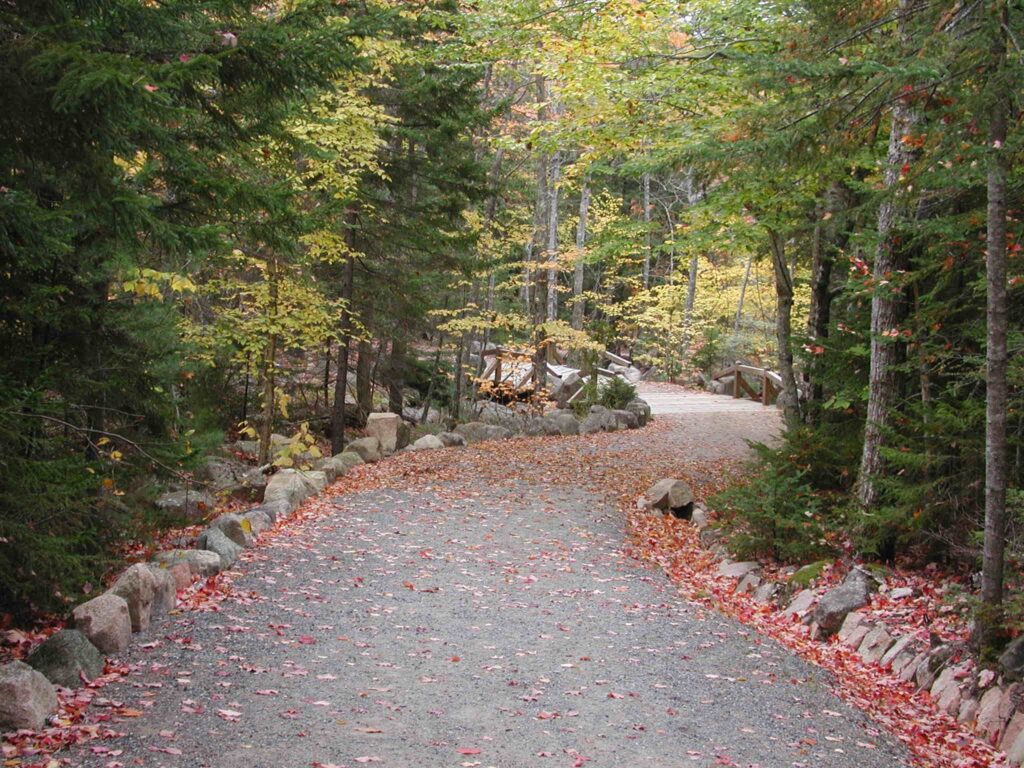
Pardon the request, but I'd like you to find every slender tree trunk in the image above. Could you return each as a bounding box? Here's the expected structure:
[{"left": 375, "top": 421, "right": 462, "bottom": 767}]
[
  {"left": 466, "top": 148, "right": 506, "bottom": 381},
  {"left": 642, "top": 171, "right": 652, "bottom": 289},
  {"left": 330, "top": 233, "right": 355, "bottom": 455},
  {"left": 734, "top": 255, "right": 752, "bottom": 332},
  {"left": 387, "top": 337, "right": 406, "bottom": 414},
  {"left": 258, "top": 255, "right": 279, "bottom": 466},
  {"left": 360, "top": 301, "right": 376, "bottom": 423},
  {"left": 477, "top": 271, "right": 496, "bottom": 380},
  {"left": 807, "top": 222, "right": 830, "bottom": 344},
  {"left": 357, "top": 337, "right": 373, "bottom": 421},
  {"left": 683, "top": 172, "right": 703, "bottom": 340},
  {"left": 545, "top": 148, "right": 562, "bottom": 323},
  {"left": 241, "top": 354, "right": 251, "bottom": 425},
  {"left": 331, "top": 337, "right": 350, "bottom": 454},
  {"left": 321, "top": 342, "right": 331, "bottom": 413},
  {"left": 685, "top": 254, "right": 698, "bottom": 321},
  {"left": 420, "top": 336, "right": 444, "bottom": 425},
  {"left": 453, "top": 334, "right": 465, "bottom": 422},
  {"left": 978, "top": 0, "right": 1009, "bottom": 651},
  {"left": 524, "top": 77, "right": 549, "bottom": 316},
  {"left": 805, "top": 218, "right": 829, "bottom": 413},
  {"left": 856, "top": 4, "right": 920, "bottom": 509},
  {"left": 768, "top": 231, "right": 800, "bottom": 423},
  {"left": 572, "top": 179, "right": 590, "bottom": 330}
]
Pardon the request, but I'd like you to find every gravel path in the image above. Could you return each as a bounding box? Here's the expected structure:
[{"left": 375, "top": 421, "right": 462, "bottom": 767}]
[{"left": 67, "top": 411, "right": 908, "bottom": 768}]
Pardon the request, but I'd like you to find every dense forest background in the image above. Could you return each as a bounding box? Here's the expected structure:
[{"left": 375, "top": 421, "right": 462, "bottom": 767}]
[{"left": 1, "top": 0, "right": 1021, "bottom": 651}]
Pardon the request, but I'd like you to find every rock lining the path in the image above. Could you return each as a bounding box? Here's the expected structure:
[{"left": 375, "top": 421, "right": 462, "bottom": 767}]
[
  {"left": 154, "top": 488, "right": 215, "bottom": 520},
  {"left": 26, "top": 629, "right": 105, "bottom": 689},
  {"left": 811, "top": 568, "right": 874, "bottom": 637},
  {"left": 343, "top": 436, "right": 383, "bottom": 463},
  {"left": 365, "top": 413, "right": 410, "bottom": 455},
  {"left": 6, "top": 396, "right": 657, "bottom": 737},
  {"left": 197, "top": 526, "right": 242, "bottom": 569},
  {"left": 691, "top": 517, "right": 1024, "bottom": 765},
  {"left": 408, "top": 434, "right": 445, "bottom": 451},
  {"left": 108, "top": 563, "right": 156, "bottom": 633},
  {"left": 154, "top": 548, "right": 221, "bottom": 577},
  {"left": 644, "top": 478, "right": 695, "bottom": 518},
  {"left": 0, "top": 661, "right": 58, "bottom": 732},
  {"left": 72, "top": 593, "right": 132, "bottom": 655}
]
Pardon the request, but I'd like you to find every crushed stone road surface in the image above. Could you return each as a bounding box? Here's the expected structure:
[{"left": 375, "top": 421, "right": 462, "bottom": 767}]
[{"left": 68, "top": 409, "right": 908, "bottom": 768}]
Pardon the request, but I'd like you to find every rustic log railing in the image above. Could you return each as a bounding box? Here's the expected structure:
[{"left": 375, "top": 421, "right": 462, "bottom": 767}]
[{"left": 712, "top": 362, "right": 782, "bottom": 406}]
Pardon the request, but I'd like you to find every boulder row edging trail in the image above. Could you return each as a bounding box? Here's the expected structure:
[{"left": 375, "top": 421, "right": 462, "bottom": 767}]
[{"left": 4, "top": 396, "right": 1003, "bottom": 767}]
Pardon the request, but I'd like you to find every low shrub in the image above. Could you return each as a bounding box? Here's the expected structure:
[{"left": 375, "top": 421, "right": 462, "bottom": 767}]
[{"left": 710, "top": 441, "right": 842, "bottom": 564}]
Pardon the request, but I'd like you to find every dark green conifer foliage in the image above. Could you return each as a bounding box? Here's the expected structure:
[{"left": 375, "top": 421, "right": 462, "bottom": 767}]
[{"left": 0, "top": 0, "right": 367, "bottom": 616}]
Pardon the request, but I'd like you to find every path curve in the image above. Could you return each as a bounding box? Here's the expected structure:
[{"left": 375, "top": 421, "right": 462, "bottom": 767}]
[{"left": 67, "top": 399, "right": 908, "bottom": 768}]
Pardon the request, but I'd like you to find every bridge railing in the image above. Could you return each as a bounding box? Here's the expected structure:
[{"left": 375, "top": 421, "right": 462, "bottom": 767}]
[{"left": 712, "top": 362, "right": 782, "bottom": 406}]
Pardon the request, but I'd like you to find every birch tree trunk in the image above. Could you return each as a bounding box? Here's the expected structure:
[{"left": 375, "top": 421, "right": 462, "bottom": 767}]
[
  {"left": 684, "top": 171, "right": 703, "bottom": 328},
  {"left": 571, "top": 179, "right": 591, "bottom": 330},
  {"left": 642, "top": 171, "right": 652, "bottom": 289},
  {"left": 545, "top": 147, "right": 562, "bottom": 323},
  {"left": 856, "top": 0, "right": 921, "bottom": 510},
  {"left": 978, "top": 0, "right": 1009, "bottom": 650}
]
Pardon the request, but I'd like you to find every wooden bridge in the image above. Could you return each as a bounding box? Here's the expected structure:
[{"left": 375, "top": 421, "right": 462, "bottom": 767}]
[
  {"left": 711, "top": 362, "right": 783, "bottom": 406},
  {"left": 636, "top": 363, "right": 782, "bottom": 417},
  {"left": 477, "top": 347, "right": 643, "bottom": 402}
]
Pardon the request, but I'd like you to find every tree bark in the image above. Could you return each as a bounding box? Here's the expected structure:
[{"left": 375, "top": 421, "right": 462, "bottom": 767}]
[
  {"left": 768, "top": 230, "right": 800, "bottom": 423},
  {"left": 357, "top": 336, "right": 373, "bottom": 422},
  {"left": 258, "top": 254, "right": 279, "bottom": 466},
  {"left": 642, "top": 171, "right": 652, "bottom": 289},
  {"left": 330, "top": 233, "right": 355, "bottom": 455},
  {"left": 320, "top": 343, "right": 330, "bottom": 412},
  {"left": 571, "top": 179, "right": 590, "bottom": 330},
  {"left": 545, "top": 147, "right": 562, "bottom": 323},
  {"left": 387, "top": 337, "right": 406, "bottom": 415},
  {"left": 857, "top": 0, "right": 921, "bottom": 509},
  {"left": 453, "top": 333, "right": 465, "bottom": 422},
  {"left": 420, "top": 333, "right": 444, "bottom": 425},
  {"left": 358, "top": 303, "right": 378, "bottom": 423},
  {"left": 684, "top": 171, "right": 704, "bottom": 331},
  {"left": 978, "top": 0, "right": 1009, "bottom": 651},
  {"left": 734, "top": 255, "right": 752, "bottom": 332}
]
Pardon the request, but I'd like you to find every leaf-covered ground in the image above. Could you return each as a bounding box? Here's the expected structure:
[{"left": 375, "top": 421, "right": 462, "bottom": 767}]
[{"left": 5, "top": 403, "right": 1001, "bottom": 767}]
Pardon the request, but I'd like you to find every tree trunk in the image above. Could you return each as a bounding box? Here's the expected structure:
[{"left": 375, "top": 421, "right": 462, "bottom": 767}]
[
  {"left": 357, "top": 337, "right": 373, "bottom": 421},
  {"left": 734, "top": 255, "right": 752, "bottom": 332},
  {"left": 978, "top": 0, "right": 1009, "bottom": 651},
  {"left": 642, "top": 171, "right": 652, "bottom": 289},
  {"left": 387, "top": 337, "right": 406, "bottom": 415},
  {"left": 421, "top": 334, "right": 444, "bottom": 425},
  {"left": 856, "top": 3, "right": 920, "bottom": 510},
  {"left": 330, "top": 236, "right": 355, "bottom": 455},
  {"left": 545, "top": 147, "right": 562, "bottom": 323},
  {"left": 683, "top": 171, "right": 703, "bottom": 336},
  {"left": 453, "top": 334, "right": 465, "bottom": 422},
  {"left": 258, "top": 255, "right": 279, "bottom": 466},
  {"left": 572, "top": 179, "right": 590, "bottom": 330},
  {"left": 524, "top": 76, "right": 548, "bottom": 316},
  {"left": 768, "top": 230, "right": 800, "bottom": 423},
  {"left": 241, "top": 354, "right": 251, "bottom": 425},
  {"left": 478, "top": 271, "right": 496, "bottom": 379},
  {"left": 321, "top": 342, "right": 330, "bottom": 413}
]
